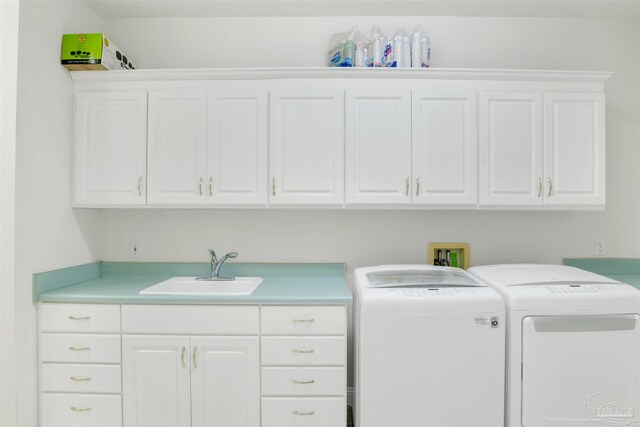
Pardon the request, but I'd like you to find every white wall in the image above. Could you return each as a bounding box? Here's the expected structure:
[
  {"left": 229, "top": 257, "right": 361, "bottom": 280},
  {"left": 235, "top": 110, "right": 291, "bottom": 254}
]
[
  {"left": 14, "top": 1, "right": 103, "bottom": 424},
  {"left": 1, "top": 1, "right": 20, "bottom": 425},
  {"left": 100, "top": 16, "right": 640, "bottom": 264}
]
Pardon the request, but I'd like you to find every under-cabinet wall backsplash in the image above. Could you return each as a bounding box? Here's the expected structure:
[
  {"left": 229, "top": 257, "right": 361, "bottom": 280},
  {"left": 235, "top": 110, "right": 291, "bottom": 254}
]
[{"left": 94, "top": 209, "right": 617, "bottom": 269}]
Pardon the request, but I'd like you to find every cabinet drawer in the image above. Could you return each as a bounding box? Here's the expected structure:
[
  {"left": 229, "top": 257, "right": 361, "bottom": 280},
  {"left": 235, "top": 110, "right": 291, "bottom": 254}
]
[
  {"left": 40, "top": 334, "right": 121, "bottom": 363},
  {"left": 40, "top": 304, "right": 120, "bottom": 333},
  {"left": 262, "top": 367, "right": 345, "bottom": 396},
  {"left": 41, "top": 364, "right": 121, "bottom": 393},
  {"left": 40, "top": 393, "right": 122, "bottom": 427},
  {"left": 262, "top": 337, "right": 346, "bottom": 366},
  {"left": 262, "top": 397, "right": 346, "bottom": 427},
  {"left": 122, "top": 305, "right": 259, "bottom": 335},
  {"left": 261, "top": 306, "right": 346, "bottom": 336}
]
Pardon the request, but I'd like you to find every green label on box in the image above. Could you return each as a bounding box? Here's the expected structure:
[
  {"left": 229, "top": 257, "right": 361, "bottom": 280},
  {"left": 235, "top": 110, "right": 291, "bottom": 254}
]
[{"left": 61, "top": 33, "right": 104, "bottom": 64}]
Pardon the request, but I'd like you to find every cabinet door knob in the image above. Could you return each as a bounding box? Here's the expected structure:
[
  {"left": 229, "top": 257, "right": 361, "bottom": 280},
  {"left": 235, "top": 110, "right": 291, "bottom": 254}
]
[{"left": 547, "top": 177, "right": 553, "bottom": 197}]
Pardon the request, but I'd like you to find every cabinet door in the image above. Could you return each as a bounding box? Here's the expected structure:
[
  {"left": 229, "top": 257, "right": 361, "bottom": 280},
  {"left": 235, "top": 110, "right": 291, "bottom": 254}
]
[
  {"left": 479, "top": 92, "right": 543, "bottom": 206},
  {"left": 190, "top": 336, "right": 260, "bottom": 427},
  {"left": 147, "top": 91, "right": 207, "bottom": 205},
  {"left": 346, "top": 90, "right": 411, "bottom": 205},
  {"left": 270, "top": 89, "right": 344, "bottom": 205},
  {"left": 207, "top": 90, "right": 267, "bottom": 206},
  {"left": 544, "top": 92, "right": 605, "bottom": 206},
  {"left": 412, "top": 90, "right": 478, "bottom": 205},
  {"left": 122, "top": 335, "right": 191, "bottom": 427},
  {"left": 74, "top": 91, "right": 147, "bottom": 206}
]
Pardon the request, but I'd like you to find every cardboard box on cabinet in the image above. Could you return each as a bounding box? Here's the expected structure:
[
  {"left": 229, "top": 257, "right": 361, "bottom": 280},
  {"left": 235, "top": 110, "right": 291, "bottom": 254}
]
[{"left": 61, "top": 33, "right": 136, "bottom": 71}]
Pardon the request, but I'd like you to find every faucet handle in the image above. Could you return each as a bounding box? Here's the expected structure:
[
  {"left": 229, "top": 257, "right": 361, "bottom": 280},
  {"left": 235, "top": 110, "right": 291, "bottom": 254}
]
[
  {"left": 208, "top": 249, "right": 218, "bottom": 262},
  {"left": 226, "top": 252, "right": 239, "bottom": 259}
]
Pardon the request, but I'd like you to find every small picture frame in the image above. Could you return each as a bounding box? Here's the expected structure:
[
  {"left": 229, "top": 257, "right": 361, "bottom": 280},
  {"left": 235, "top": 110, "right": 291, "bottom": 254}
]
[{"left": 428, "top": 242, "right": 470, "bottom": 269}]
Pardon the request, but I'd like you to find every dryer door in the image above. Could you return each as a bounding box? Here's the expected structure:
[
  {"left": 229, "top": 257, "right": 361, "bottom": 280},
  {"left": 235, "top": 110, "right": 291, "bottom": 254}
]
[{"left": 521, "top": 315, "right": 640, "bottom": 427}]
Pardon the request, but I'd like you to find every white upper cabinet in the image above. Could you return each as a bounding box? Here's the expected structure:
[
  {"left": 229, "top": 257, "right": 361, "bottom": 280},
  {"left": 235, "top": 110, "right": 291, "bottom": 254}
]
[
  {"left": 412, "top": 90, "right": 478, "bottom": 205},
  {"left": 346, "top": 90, "right": 412, "bottom": 205},
  {"left": 207, "top": 90, "right": 268, "bottom": 206},
  {"left": 72, "top": 69, "right": 609, "bottom": 210},
  {"left": 74, "top": 92, "right": 147, "bottom": 206},
  {"left": 543, "top": 92, "right": 605, "bottom": 206},
  {"left": 190, "top": 336, "right": 260, "bottom": 427},
  {"left": 479, "top": 92, "right": 544, "bottom": 206},
  {"left": 147, "top": 91, "right": 207, "bottom": 205},
  {"left": 270, "top": 89, "right": 345, "bottom": 205}
]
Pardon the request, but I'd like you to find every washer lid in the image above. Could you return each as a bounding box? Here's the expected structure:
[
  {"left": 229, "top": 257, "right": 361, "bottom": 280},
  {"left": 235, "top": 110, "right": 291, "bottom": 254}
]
[{"left": 360, "top": 265, "right": 485, "bottom": 288}]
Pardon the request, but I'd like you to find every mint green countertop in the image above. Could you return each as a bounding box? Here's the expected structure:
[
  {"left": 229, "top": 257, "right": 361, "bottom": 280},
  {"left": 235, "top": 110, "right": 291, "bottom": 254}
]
[
  {"left": 563, "top": 258, "right": 640, "bottom": 290},
  {"left": 35, "top": 262, "right": 352, "bottom": 305}
]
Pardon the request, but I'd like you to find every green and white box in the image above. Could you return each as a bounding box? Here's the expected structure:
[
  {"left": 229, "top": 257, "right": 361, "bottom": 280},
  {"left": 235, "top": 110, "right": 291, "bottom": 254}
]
[{"left": 61, "top": 33, "right": 136, "bottom": 71}]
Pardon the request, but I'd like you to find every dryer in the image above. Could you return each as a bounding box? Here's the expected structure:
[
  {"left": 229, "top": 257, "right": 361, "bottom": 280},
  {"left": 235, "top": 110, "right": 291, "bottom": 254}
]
[
  {"left": 468, "top": 264, "right": 640, "bottom": 427},
  {"left": 354, "top": 265, "right": 505, "bottom": 427}
]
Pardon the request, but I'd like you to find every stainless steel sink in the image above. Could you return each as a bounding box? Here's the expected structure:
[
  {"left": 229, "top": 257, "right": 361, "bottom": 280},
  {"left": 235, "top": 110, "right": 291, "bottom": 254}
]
[{"left": 139, "top": 277, "right": 263, "bottom": 296}]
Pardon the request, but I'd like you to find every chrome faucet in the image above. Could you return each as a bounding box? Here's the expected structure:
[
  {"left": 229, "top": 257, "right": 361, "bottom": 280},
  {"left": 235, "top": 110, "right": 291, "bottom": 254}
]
[{"left": 196, "top": 249, "right": 238, "bottom": 281}]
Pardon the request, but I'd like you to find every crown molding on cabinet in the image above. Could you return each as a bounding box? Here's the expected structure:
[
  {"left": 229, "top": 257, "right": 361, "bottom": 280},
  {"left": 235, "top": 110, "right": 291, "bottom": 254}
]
[{"left": 69, "top": 67, "right": 613, "bottom": 84}]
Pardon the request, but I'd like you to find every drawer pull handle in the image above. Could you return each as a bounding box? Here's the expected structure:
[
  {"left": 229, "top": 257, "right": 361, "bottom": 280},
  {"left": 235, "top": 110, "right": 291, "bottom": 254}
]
[
  {"left": 68, "top": 316, "right": 90, "bottom": 320},
  {"left": 292, "top": 349, "right": 315, "bottom": 354},
  {"left": 292, "top": 379, "right": 315, "bottom": 385},
  {"left": 292, "top": 318, "right": 315, "bottom": 323},
  {"left": 70, "top": 376, "right": 92, "bottom": 382},
  {"left": 69, "top": 346, "right": 90, "bottom": 352},
  {"left": 70, "top": 406, "right": 92, "bottom": 412},
  {"left": 293, "top": 410, "right": 315, "bottom": 416},
  {"left": 181, "top": 346, "right": 186, "bottom": 368}
]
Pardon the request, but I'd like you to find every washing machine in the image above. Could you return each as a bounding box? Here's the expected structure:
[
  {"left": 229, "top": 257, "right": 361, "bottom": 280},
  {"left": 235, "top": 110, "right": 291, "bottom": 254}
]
[
  {"left": 468, "top": 264, "right": 640, "bottom": 427},
  {"left": 354, "top": 265, "right": 505, "bottom": 427}
]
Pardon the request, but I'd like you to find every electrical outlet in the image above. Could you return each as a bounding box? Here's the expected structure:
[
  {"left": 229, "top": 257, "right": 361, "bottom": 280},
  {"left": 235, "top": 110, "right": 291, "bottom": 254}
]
[
  {"left": 130, "top": 242, "right": 141, "bottom": 258},
  {"left": 595, "top": 240, "right": 606, "bottom": 256}
]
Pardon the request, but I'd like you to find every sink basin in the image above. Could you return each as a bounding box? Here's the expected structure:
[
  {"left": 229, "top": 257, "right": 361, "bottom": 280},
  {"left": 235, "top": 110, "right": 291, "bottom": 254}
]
[{"left": 139, "top": 277, "right": 264, "bottom": 296}]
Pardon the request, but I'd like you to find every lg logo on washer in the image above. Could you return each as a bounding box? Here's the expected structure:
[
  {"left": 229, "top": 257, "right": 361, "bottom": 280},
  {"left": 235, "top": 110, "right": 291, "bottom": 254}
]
[
  {"left": 584, "top": 393, "right": 638, "bottom": 426},
  {"left": 474, "top": 316, "right": 500, "bottom": 328}
]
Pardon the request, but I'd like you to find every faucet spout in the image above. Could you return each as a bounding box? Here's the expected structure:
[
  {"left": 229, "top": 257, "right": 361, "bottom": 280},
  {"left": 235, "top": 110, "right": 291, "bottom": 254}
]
[
  {"left": 197, "top": 249, "right": 238, "bottom": 281},
  {"left": 213, "top": 252, "right": 238, "bottom": 278}
]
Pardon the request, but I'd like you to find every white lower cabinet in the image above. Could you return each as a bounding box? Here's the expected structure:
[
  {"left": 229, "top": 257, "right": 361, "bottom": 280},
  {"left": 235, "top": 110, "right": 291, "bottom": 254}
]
[
  {"left": 122, "top": 335, "right": 191, "bottom": 427},
  {"left": 261, "top": 306, "right": 347, "bottom": 427},
  {"left": 38, "top": 304, "right": 123, "bottom": 427},
  {"left": 190, "top": 337, "right": 260, "bottom": 427},
  {"left": 123, "top": 335, "right": 260, "bottom": 427},
  {"left": 261, "top": 398, "right": 346, "bottom": 427},
  {"left": 41, "top": 393, "right": 122, "bottom": 427},
  {"left": 39, "top": 303, "right": 347, "bottom": 427}
]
